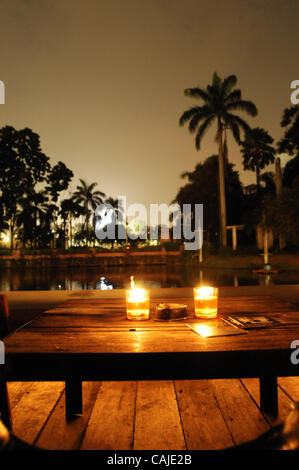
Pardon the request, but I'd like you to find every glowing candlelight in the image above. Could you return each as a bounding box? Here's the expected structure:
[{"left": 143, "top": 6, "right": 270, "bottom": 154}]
[
  {"left": 196, "top": 325, "right": 212, "bottom": 337},
  {"left": 126, "top": 276, "right": 150, "bottom": 320},
  {"left": 193, "top": 286, "right": 218, "bottom": 319}
]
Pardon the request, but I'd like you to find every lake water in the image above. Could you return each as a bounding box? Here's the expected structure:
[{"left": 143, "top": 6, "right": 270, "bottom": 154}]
[{"left": 1, "top": 265, "right": 299, "bottom": 291}]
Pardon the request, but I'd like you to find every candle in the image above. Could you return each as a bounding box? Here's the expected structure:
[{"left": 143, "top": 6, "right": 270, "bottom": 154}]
[
  {"left": 126, "top": 276, "right": 150, "bottom": 320},
  {"left": 193, "top": 286, "right": 218, "bottom": 319}
]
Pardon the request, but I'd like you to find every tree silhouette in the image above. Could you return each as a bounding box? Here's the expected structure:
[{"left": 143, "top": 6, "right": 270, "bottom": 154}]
[
  {"left": 278, "top": 105, "right": 299, "bottom": 157},
  {"left": 72, "top": 179, "right": 106, "bottom": 245},
  {"left": 179, "top": 72, "right": 257, "bottom": 246},
  {"left": 0, "top": 126, "right": 50, "bottom": 249},
  {"left": 60, "top": 198, "right": 85, "bottom": 248},
  {"left": 240, "top": 127, "right": 276, "bottom": 186},
  {"left": 174, "top": 155, "right": 243, "bottom": 242}
]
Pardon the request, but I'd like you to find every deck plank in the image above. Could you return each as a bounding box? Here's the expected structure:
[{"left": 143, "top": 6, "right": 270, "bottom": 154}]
[
  {"left": 209, "top": 379, "right": 271, "bottom": 446},
  {"left": 174, "top": 379, "right": 234, "bottom": 450},
  {"left": 133, "top": 381, "right": 186, "bottom": 450},
  {"left": 240, "top": 378, "right": 294, "bottom": 425},
  {"left": 10, "top": 381, "right": 65, "bottom": 445},
  {"left": 80, "top": 381, "right": 137, "bottom": 450},
  {"left": 279, "top": 377, "right": 299, "bottom": 402},
  {"left": 36, "top": 382, "right": 101, "bottom": 450},
  {"left": 7, "top": 382, "right": 35, "bottom": 411},
  {"left": 6, "top": 377, "right": 299, "bottom": 450}
]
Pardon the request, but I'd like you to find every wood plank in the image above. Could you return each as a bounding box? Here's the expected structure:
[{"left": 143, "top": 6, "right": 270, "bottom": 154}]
[
  {"left": 80, "top": 381, "right": 137, "bottom": 450},
  {"left": 5, "top": 326, "right": 299, "bottom": 354},
  {"left": 31, "top": 316, "right": 191, "bottom": 329},
  {"left": 7, "top": 382, "right": 35, "bottom": 411},
  {"left": 133, "top": 380, "right": 186, "bottom": 450},
  {"left": 240, "top": 378, "right": 293, "bottom": 425},
  {"left": 36, "top": 382, "right": 101, "bottom": 450},
  {"left": 174, "top": 380, "right": 234, "bottom": 450},
  {"left": 278, "top": 376, "right": 299, "bottom": 402},
  {"left": 10, "top": 382, "right": 65, "bottom": 445},
  {"left": 209, "top": 379, "right": 271, "bottom": 445}
]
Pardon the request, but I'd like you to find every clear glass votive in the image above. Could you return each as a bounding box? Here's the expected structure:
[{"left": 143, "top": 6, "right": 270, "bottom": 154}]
[
  {"left": 193, "top": 286, "right": 218, "bottom": 319},
  {"left": 126, "top": 288, "right": 150, "bottom": 320}
]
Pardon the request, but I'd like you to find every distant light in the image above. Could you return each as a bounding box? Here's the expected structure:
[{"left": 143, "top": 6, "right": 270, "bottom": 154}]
[{"left": 99, "top": 276, "right": 114, "bottom": 290}]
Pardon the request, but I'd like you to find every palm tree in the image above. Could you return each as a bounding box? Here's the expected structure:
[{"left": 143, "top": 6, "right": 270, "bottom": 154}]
[
  {"left": 59, "top": 197, "right": 85, "bottom": 248},
  {"left": 240, "top": 127, "right": 276, "bottom": 186},
  {"left": 16, "top": 190, "right": 52, "bottom": 248},
  {"left": 179, "top": 72, "right": 258, "bottom": 246},
  {"left": 102, "top": 197, "right": 125, "bottom": 248},
  {"left": 72, "top": 179, "right": 106, "bottom": 246}
]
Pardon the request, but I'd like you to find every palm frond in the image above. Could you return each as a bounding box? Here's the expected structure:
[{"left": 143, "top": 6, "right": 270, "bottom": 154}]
[
  {"left": 226, "top": 99, "right": 258, "bottom": 117},
  {"left": 184, "top": 87, "right": 211, "bottom": 103},
  {"left": 212, "top": 72, "right": 221, "bottom": 88},
  {"left": 87, "top": 182, "right": 98, "bottom": 192},
  {"left": 78, "top": 179, "right": 87, "bottom": 189},
  {"left": 179, "top": 106, "right": 202, "bottom": 126},
  {"left": 221, "top": 75, "right": 237, "bottom": 97},
  {"left": 226, "top": 113, "right": 252, "bottom": 139},
  {"left": 92, "top": 189, "right": 105, "bottom": 197},
  {"left": 230, "top": 121, "right": 241, "bottom": 144},
  {"left": 195, "top": 116, "right": 215, "bottom": 150},
  {"left": 224, "top": 89, "right": 241, "bottom": 104}
]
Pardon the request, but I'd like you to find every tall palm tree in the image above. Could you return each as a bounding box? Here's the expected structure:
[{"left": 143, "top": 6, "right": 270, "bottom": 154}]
[
  {"left": 103, "top": 197, "right": 125, "bottom": 247},
  {"left": 179, "top": 72, "right": 258, "bottom": 246},
  {"left": 240, "top": 127, "right": 276, "bottom": 186},
  {"left": 59, "top": 197, "right": 85, "bottom": 248},
  {"left": 72, "top": 179, "right": 106, "bottom": 246}
]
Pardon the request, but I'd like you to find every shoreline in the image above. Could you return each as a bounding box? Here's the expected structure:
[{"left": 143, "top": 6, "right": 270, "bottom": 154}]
[{"left": 1, "top": 252, "right": 299, "bottom": 271}]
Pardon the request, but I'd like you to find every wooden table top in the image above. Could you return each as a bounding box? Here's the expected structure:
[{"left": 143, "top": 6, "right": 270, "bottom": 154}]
[
  {"left": 2, "top": 294, "right": 299, "bottom": 383},
  {"left": 4, "top": 295, "right": 299, "bottom": 355}
]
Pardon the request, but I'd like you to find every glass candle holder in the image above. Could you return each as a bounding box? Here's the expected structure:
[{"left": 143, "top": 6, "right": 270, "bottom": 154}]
[
  {"left": 126, "top": 288, "right": 150, "bottom": 320},
  {"left": 193, "top": 286, "right": 218, "bottom": 319}
]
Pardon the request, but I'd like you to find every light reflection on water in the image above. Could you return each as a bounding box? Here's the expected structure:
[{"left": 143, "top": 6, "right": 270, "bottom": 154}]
[{"left": 1, "top": 265, "right": 299, "bottom": 291}]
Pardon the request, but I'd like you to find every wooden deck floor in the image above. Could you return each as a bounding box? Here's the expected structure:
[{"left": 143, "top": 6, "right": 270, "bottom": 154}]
[{"left": 6, "top": 377, "right": 299, "bottom": 450}]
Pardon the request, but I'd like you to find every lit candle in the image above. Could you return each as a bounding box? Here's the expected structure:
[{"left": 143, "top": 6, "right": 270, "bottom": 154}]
[
  {"left": 126, "top": 276, "right": 150, "bottom": 320},
  {"left": 193, "top": 286, "right": 218, "bottom": 319}
]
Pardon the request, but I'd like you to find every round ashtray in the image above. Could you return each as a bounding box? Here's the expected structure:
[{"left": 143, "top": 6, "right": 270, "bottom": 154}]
[{"left": 154, "top": 303, "right": 188, "bottom": 321}]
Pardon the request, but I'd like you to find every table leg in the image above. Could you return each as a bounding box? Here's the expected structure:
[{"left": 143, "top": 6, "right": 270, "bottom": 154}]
[
  {"left": 259, "top": 376, "right": 278, "bottom": 417},
  {"left": 65, "top": 380, "right": 82, "bottom": 421},
  {"left": 0, "top": 380, "right": 11, "bottom": 430}
]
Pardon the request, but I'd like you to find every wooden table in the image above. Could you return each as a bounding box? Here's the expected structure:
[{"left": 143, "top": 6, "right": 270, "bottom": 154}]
[{"left": 2, "top": 294, "right": 299, "bottom": 427}]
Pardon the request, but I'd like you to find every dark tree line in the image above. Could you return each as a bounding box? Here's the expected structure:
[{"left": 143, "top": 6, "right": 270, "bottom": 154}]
[{"left": 0, "top": 126, "right": 111, "bottom": 250}]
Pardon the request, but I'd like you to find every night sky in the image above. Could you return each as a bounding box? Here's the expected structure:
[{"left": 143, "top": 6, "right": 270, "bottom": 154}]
[{"left": 0, "top": 0, "right": 298, "bottom": 208}]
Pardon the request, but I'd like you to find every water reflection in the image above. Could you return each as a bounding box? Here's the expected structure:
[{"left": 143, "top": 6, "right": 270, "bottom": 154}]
[
  {"left": 96, "top": 277, "right": 114, "bottom": 290},
  {"left": 0, "top": 265, "right": 299, "bottom": 291}
]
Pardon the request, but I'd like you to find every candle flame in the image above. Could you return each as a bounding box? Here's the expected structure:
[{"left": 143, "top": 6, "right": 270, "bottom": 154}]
[
  {"left": 130, "top": 275, "right": 135, "bottom": 289},
  {"left": 195, "top": 286, "right": 215, "bottom": 298}
]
